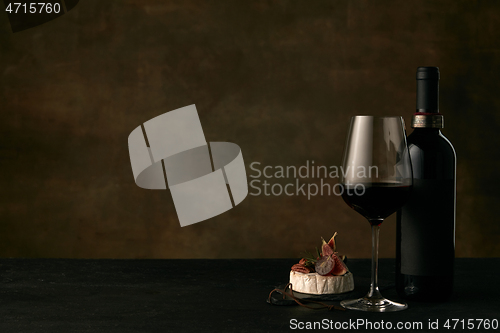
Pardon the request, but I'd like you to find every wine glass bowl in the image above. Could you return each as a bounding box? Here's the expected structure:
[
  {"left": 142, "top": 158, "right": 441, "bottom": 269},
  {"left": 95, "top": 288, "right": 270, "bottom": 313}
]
[{"left": 340, "top": 116, "right": 412, "bottom": 312}]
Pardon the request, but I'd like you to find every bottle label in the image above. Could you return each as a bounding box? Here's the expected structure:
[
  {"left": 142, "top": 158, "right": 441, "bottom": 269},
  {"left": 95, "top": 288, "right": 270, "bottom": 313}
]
[{"left": 400, "top": 179, "right": 455, "bottom": 276}]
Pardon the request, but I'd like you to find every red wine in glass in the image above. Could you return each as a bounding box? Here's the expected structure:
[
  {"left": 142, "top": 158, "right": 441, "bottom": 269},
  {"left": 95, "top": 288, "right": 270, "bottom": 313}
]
[
  {"left": 339, "top": 116, "right": 413, "bottom": 312},
  {"left": 342, "top": 183, "right": 412, "bottom": 225}
]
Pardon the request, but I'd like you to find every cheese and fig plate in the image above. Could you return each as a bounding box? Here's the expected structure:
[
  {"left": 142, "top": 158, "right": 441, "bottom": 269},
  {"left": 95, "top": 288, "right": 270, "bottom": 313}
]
[{"left": 289, "top": 232, "right": 354, "bottom": 295}]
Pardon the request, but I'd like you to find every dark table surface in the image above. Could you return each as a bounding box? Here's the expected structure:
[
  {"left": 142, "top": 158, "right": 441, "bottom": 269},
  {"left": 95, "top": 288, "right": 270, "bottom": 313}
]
[{"left": 0, "top": 258, "right": 498, "bottom": 332}]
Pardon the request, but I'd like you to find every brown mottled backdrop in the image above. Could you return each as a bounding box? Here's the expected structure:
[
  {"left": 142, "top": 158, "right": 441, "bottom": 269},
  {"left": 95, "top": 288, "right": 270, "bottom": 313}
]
[{"left": 0, "top": 0, "right": 499, "bottom": 258}]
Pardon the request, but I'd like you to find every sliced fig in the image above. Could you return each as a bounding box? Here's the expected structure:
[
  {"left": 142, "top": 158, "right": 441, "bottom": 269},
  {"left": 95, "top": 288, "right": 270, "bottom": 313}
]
[
  {"left": 315, "top": 255, "right": 335, "bottom": 276},
  {"left": 321, "top": 237, "right": 334, "bottom": 256},
  {"left": 330, "top": 253, "right": 348, "bottom": 276},
  {"left": 327, "top": 232, "right": 338, "bottom": 252}
]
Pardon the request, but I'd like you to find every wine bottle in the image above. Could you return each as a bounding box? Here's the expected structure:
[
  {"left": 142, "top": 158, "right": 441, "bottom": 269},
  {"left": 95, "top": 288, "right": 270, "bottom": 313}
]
[{"left": 396, "top": 67, "right": 456, "bottom": 301}]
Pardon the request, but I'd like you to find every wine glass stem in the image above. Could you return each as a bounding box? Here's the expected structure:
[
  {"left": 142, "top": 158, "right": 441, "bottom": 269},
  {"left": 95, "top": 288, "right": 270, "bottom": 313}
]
[{"left": 367, "top": 221, "right": 383, "bottom": 300}]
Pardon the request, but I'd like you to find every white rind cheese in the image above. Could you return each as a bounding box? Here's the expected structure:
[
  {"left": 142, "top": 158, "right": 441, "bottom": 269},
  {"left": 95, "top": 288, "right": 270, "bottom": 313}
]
[{"left": 289, "top": 271, "right": 355, "bottom": 295}]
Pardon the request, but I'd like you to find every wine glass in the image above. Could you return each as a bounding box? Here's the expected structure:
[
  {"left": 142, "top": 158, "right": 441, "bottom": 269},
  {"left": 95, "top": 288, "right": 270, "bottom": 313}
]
[{"left": 340, "top": 116, "right": 412, "bottom": 312}]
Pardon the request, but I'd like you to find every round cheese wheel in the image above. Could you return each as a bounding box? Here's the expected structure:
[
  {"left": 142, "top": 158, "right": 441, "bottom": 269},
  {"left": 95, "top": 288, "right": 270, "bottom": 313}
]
[{"left": 289, "top": 271, "right": 354, "bottom": 295}]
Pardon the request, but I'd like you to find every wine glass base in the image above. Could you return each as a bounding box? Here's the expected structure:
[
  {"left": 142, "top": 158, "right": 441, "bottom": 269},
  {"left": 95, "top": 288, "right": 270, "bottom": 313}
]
[{"left": 341, "top": 296, "right": 407, "bottom": 312}]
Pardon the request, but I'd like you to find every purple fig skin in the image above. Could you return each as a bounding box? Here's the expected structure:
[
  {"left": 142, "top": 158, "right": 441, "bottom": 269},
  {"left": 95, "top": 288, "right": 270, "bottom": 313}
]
[{"left": 315, "top": 255, "right": 335, "bottom": 276}]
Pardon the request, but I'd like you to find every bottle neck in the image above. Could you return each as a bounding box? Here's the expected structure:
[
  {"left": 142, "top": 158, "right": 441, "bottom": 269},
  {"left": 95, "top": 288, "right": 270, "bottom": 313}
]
[
  {"left": 411, "top": 113, "right": 444, "bottom": 129},
  {"left": 411, "top": 127, "right": 441, "bottom": 135},
  {"left": 414, "top": 67, "right": 443, "bottom": 129}
]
